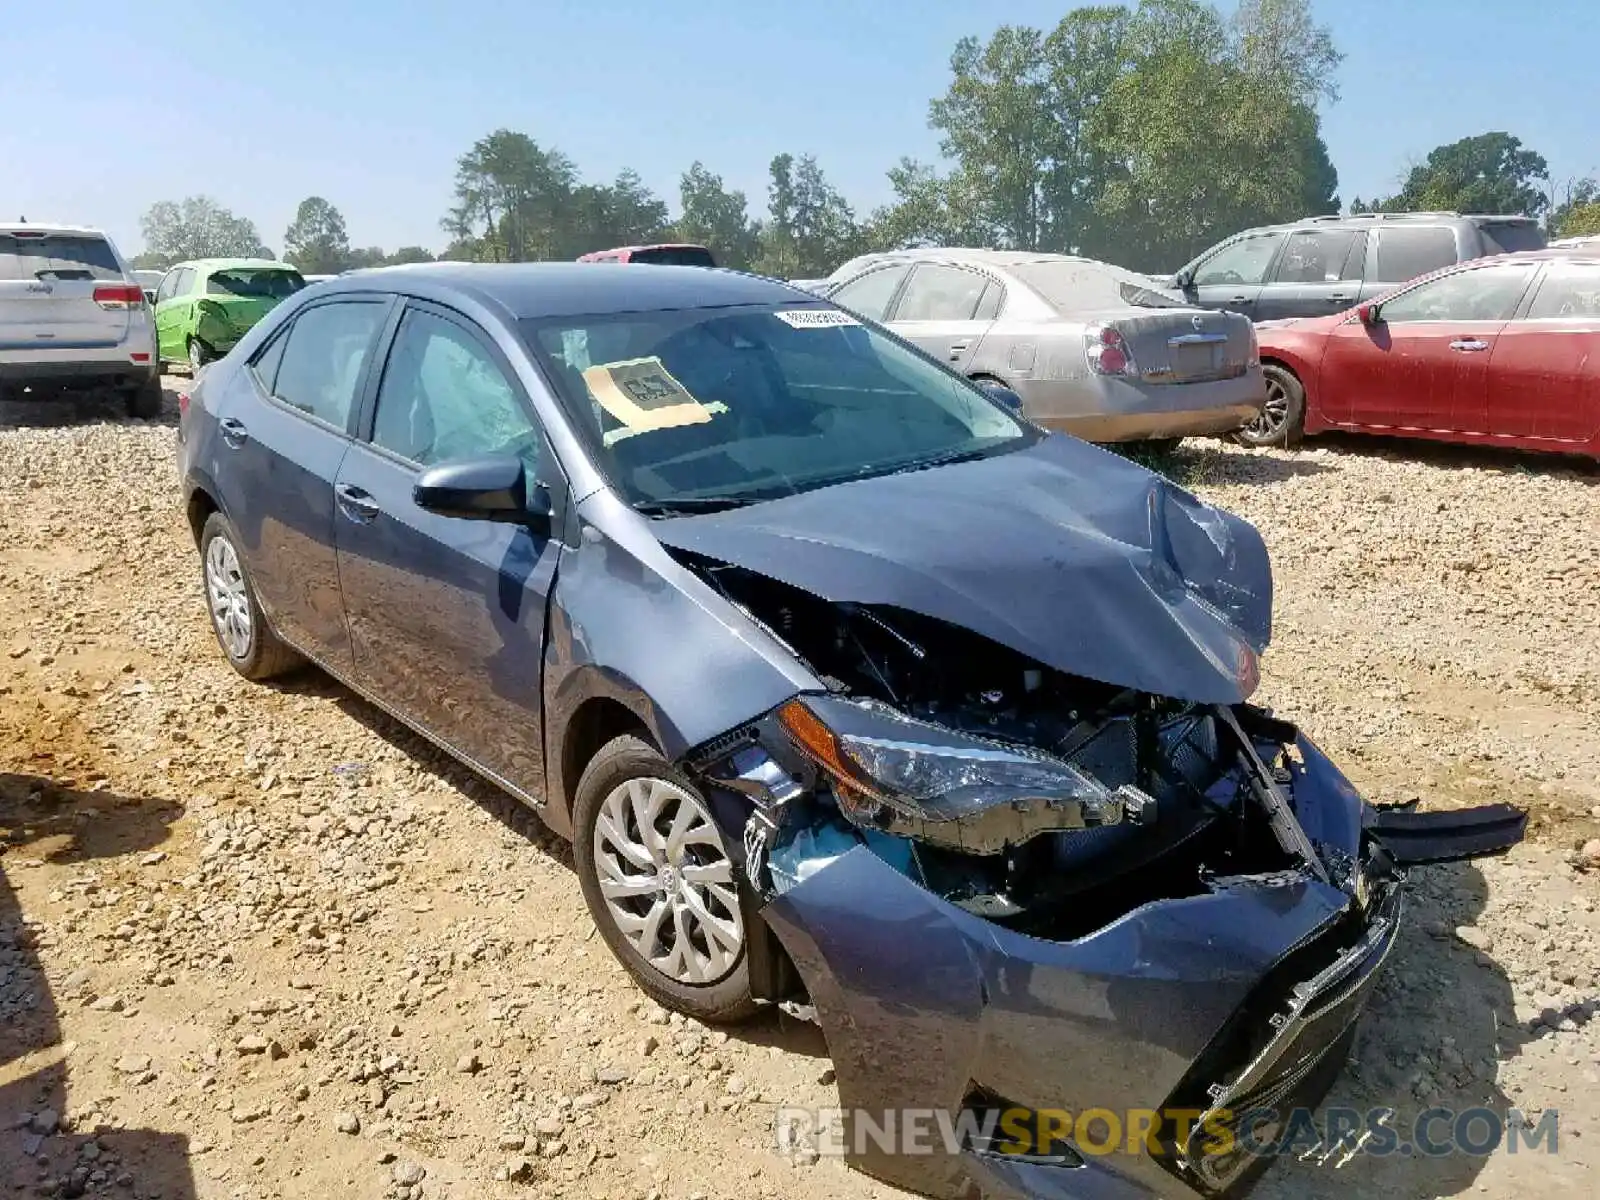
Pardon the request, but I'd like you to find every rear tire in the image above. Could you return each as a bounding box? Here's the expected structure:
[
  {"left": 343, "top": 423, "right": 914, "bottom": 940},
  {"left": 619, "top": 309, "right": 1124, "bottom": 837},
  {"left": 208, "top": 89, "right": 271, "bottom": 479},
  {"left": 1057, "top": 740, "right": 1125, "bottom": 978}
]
[
  {"left": 573, "top": 735, "right": 760, "bottom": 1024},
  {"left": 1236, "top": 364, "right": 1305, "bottom": 448},
  {"left": 188, "top": 338, "right": 211, "bottom": 374},
  {"left": 198, "top": 512, "right": 302, "bottom": 681},
  {"left": 125, "top": 377, "right": 163, "bottom": 419}
]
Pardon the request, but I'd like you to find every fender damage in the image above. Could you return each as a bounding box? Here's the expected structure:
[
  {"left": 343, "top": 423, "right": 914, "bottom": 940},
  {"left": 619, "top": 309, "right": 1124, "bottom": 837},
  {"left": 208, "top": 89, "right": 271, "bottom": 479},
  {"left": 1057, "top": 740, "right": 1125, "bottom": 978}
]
[{"left": 648, "top": 443, "right": 1525, "bottom": 1198}]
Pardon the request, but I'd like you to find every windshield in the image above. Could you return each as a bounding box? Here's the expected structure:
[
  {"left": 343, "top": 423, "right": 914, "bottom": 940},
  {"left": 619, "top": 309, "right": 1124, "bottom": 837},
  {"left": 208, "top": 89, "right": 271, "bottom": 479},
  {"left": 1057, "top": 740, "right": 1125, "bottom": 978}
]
[
  {"left": 525, "top": 304, "right": 1034, "bottom": 512},
  {"left": 206, "top": 269, "right": 305, "bottom": 298},
  {"left": 1012, "top": 259, "right": 1188, "bottom": 312}
]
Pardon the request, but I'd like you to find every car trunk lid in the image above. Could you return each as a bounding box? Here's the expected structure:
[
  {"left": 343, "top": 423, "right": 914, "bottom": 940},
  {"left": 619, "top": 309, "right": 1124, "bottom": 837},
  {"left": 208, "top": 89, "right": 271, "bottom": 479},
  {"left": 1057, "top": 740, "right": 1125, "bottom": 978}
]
[
  {"left": 200, "top": 268, "right": 304, "bottom": 337},
  {"left": 1111, "top": 306, "right": 1255, "bottom": 384},
  {"left": 0, "top": 230, "right": 130, "bottom": 351}
]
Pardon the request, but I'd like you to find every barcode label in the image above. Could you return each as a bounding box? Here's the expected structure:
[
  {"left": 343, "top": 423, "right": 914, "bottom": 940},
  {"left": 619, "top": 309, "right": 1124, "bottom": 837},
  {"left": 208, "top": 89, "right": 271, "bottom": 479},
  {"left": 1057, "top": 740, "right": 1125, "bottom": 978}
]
[{"left": 773, "top": 308, "right": 860, "bottom": 329}]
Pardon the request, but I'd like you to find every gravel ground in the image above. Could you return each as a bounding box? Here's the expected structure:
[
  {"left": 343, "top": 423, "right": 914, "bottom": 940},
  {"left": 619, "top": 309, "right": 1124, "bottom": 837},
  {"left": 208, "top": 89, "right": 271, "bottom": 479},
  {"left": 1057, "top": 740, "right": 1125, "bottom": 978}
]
[{"left": 1, "top": 381, "right": 1598, "bottom": 1200}]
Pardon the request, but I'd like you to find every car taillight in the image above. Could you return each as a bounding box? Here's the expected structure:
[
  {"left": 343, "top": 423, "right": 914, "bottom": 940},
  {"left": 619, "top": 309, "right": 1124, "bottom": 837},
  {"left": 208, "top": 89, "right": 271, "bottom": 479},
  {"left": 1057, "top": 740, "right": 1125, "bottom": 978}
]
[
  {"left": 1245, "top": 324, "right": 1260, "bottom": 368},
  {"left": 177, "top": 391, "right": 191, "bottom": 418},
  {"left": 1084, "top": 325, "right": 1137, "bottom": 377},
  {"left": 93, "top": 284, "right": 145, "bottom": 310}
]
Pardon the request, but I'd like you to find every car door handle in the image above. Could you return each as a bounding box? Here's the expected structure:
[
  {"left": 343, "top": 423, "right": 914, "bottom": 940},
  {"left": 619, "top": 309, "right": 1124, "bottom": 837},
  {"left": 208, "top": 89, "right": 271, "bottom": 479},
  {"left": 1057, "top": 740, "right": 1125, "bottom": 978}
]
[
  {"left": 335, "top": 483, "right": 381, "bottom": 523},
  {"left": 1230, "top": 296, "right": 1252, "bottom": 304},
  {"left": 1449, "top": 339, "right": 1490, "bottom": 352},
  {"left": 949, "top": 341, "right": 970, "bottom": 360},
  {"left": 218, "top": 417, "right": 248, "bottom": 448},
  {"left": 1328, "top": 293, "right": 1351, "bottom": 303}
]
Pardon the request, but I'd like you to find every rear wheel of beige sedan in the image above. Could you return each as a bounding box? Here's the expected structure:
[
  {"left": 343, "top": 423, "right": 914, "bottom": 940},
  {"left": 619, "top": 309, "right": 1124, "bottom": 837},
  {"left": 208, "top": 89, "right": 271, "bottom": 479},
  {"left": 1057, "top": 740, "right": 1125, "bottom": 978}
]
[
  {"left": 1236, "top": 363, "right": 1305, "bottom": 448},
  {"left": 573, "top": 734, "right": 760, "bottom": 1024}
]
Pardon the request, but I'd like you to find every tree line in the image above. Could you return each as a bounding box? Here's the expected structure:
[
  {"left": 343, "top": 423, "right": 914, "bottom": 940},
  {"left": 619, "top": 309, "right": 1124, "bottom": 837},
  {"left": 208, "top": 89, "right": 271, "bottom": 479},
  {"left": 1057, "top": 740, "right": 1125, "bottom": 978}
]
[{"left": 130, "top": 0, "right": 1600, "bottom": 280}]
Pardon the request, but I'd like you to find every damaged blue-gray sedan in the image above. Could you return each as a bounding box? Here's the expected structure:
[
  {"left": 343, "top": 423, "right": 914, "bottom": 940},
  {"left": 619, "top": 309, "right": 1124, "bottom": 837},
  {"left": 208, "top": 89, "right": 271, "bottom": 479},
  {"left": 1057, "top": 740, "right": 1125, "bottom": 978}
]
[{"left": 176, "top": 263, "right": 1526, "bottom": 1200}]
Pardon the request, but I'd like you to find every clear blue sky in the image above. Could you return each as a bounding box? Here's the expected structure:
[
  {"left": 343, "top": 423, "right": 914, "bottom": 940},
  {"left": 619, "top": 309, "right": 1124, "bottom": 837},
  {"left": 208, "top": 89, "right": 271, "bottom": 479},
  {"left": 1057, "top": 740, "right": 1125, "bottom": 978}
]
[{"left": 4, "top": 0, "right": 1596, "bottom": 257}]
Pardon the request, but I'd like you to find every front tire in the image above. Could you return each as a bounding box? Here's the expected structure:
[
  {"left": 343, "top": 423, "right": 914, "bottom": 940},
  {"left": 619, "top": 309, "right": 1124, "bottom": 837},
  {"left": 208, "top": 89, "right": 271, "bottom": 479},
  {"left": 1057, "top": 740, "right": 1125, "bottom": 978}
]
[
  {"left": 1236, "top": 364, "right": 1305, "bottom": 447},
  {"left": 573, "top": 735, "right": 759, "bottom": 1024},
  {"left": 198, "top": 512, "right": 302, "bottom": 681}
]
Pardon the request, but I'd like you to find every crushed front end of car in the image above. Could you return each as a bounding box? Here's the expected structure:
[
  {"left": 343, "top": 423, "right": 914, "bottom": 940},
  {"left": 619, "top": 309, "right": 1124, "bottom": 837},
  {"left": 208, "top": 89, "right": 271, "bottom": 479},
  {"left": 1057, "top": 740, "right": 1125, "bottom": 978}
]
[{"left": 658, "top": 465, "right": 1525, "bottom": 1199}]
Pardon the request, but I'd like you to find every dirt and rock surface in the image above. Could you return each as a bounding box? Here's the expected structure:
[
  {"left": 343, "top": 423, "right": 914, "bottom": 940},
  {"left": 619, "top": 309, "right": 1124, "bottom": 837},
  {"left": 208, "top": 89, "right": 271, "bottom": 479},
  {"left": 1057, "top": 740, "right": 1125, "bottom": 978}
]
[{"left": 1, "top": 380, "right": 1598, "bottom": 1200}]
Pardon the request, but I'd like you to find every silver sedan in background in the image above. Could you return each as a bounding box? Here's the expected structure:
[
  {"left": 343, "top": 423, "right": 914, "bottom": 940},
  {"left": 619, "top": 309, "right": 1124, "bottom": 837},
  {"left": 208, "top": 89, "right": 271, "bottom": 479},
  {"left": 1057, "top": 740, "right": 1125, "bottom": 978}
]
[{"left": 827, "top": 248, "right": 1266, "bottom": 445}]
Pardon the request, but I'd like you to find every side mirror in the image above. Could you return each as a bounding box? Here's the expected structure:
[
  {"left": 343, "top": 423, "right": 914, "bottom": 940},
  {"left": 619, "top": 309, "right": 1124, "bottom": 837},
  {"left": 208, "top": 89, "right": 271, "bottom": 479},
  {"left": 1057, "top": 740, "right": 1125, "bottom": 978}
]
[
  {"left": 978, "top": 381, "right": 1024, "bottom": 413},
  {"left": 1173, "top": 268, "right": 1194, "bottom": 290},
  {"left": 414, "top": 454, "right": 552, "bottom": 534},
  {"left": 1357, "top": 302, "right": 1380, "bottom": 325}
]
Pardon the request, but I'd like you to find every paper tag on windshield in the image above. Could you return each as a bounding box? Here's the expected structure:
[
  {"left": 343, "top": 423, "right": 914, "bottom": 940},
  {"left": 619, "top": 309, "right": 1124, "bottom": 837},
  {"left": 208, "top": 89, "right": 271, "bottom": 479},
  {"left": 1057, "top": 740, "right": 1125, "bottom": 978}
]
[
  {"left": 773, "top": 308, "right": 859, "bottom": 329},
  {"left": 582, "top": 357, "right": 712, "bottom": 433}
]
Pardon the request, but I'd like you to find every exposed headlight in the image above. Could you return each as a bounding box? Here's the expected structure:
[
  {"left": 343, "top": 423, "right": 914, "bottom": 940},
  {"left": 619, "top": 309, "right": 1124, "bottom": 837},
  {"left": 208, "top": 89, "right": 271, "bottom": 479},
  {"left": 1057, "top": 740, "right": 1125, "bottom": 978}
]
[{"left": 776, "top": 695, "right": 1155, "bottom": 855}]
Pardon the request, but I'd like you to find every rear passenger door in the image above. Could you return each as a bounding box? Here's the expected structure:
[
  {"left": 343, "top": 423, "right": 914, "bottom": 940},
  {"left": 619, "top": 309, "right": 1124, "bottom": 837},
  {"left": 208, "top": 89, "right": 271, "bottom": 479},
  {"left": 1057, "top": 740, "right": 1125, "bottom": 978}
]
[
  {"left": 1485, "top": 261, "right": 1600, "bottom": 443},
  {"left": 1185, "top": 232, "right": 1286, "bottom": 318},
  {"left": 1255, "top": 229, "right": 1367, "bottom": 320},
  {"left": 210, "top": 295, "right": 394, "bottom": 675},
  {"left": 333, "top": 301, "right": 562, "bottom": 794},
  {"left": 886, "top": 263, "right": 1001, "bottom": 369}
]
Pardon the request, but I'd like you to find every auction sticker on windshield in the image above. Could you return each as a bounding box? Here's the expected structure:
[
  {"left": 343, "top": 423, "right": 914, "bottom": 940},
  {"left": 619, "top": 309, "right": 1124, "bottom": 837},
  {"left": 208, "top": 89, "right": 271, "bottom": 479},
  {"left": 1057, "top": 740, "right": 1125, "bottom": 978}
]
[
  {"left": 773, "top": 309, "right": 860, "bottom": 329},
  {"left": 582, "top": 356, "right": 713, "bottom": 433}
]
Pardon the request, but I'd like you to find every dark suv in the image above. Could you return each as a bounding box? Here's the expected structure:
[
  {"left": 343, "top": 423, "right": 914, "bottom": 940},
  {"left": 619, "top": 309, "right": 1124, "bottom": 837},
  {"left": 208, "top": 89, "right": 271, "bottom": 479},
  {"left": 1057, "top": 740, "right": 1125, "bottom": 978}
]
[{"left": 1166, "top": 211, "right": 1546, "bottom": 322}]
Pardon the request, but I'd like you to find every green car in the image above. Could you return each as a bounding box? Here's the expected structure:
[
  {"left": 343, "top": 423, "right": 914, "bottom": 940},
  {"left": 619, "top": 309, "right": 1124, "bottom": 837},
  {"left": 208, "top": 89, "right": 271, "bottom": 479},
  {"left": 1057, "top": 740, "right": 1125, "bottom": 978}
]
[{"left": 153, "top": 258, "right": 307, "bottom": 372}]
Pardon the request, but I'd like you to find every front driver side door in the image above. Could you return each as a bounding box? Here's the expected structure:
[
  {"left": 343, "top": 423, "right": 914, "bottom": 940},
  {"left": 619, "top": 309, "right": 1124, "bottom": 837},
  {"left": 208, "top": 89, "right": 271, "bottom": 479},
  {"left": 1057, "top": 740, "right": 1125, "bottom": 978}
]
[
  {"left": 1186, "top": 232, "right": 1287, "bottom": 318},
  {"left": 333, "top": 301, "right": 563, "bottom": 795},
  {"left": 1323, "top": 260, "right": 1539, "bottom": 435}
]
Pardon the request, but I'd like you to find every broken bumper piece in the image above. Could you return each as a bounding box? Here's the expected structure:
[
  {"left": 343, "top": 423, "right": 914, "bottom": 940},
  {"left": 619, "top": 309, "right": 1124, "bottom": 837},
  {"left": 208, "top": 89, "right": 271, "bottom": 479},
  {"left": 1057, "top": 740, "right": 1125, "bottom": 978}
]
[
  {"left": 1364, "top": 802, "right": 1527, "bottom": 866},
  {"left": 760, "top": 844, "right": 1393, "bottom": 1200}
]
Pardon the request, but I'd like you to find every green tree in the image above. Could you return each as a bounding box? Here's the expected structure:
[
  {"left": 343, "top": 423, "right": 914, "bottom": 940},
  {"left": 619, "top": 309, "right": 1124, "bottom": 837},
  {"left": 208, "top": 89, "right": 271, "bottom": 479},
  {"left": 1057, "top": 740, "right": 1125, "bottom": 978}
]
[
  {"left": 140, "top": 196, "right": 272, "bottom": 262},
  {"left": 446, "top": 129, "right": 579, "bottom": 261},
  {"left": 876, "top": 0, "right": 1342, "bottom": 270},
  {"left": 384, "top": 246, "right": 436, "bottom": 265},
  {"left": 344, "top": 247, "right": 387, "bottom": 270},
  {"left": 675, "top": 162, "right": 761, "bottom": 269},
  {"left": 753, "top": 153, "right": 862, "bottom": 278},
  {"left": 1547, "top": 177, "right": 1600, "bottom": 237},
  {"left": 282, "top": 196, "right": 351, "bottom": 274},
  {"left": 568, "top": 168, "right": 672, "bottom": 256},
  {"left": 1366, "top": 132, "right": 1549, "bottom": 217}
]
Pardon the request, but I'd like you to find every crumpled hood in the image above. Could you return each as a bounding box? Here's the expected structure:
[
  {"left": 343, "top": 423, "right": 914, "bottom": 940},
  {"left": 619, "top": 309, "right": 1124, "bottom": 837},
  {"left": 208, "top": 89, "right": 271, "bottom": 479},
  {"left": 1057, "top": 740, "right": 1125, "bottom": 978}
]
[{"left": 654, "top": 434, "right": 1273, "bottom": 704}]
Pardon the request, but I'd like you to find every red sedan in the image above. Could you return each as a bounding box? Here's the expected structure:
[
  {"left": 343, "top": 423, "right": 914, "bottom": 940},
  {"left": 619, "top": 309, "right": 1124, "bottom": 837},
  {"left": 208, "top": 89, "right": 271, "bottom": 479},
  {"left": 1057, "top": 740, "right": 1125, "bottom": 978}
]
[{"left": 1244, "top": 249, "right": 1600, "bottom": 458}]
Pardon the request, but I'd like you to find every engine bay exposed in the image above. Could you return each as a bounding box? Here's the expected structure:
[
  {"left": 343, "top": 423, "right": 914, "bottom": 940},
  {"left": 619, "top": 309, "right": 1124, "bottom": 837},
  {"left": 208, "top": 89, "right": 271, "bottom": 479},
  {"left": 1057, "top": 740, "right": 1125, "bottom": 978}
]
[{"left": 681, "top": 555, "right": 1325, "bottom": 939}]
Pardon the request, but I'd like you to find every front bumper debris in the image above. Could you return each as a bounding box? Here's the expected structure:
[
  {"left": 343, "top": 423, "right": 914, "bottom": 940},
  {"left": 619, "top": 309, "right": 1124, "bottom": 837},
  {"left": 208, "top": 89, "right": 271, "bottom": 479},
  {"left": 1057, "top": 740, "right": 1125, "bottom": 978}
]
[{"left": 1364, "top": 803, "right": 1527, "bottom": 866}]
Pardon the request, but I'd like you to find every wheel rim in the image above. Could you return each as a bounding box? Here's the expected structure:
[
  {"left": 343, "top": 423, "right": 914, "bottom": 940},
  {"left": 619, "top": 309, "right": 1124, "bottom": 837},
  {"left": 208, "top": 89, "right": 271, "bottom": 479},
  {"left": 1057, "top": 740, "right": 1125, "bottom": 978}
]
[
  {"left": 592, "top": 777, "right": 744, "bottom": 985},
  {"left": 204, "top": 535, "right": 253, "bottom": 660},
  {"left": 1242, "top": 375, "right": 1290, "bottom": 442},
  {"left": 189, "top": 341, "right": 204, "bottom": 370}
]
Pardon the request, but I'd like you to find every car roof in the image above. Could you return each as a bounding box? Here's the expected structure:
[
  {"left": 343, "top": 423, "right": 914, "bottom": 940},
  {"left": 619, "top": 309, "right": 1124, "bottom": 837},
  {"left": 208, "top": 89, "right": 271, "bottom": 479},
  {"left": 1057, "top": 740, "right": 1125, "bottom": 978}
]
[
  {"left": 322, "top": 262, "right": 813, "bottom": 319},
  {"left": 177, "top": 258, "right": 295, "bottom": 272},
  {"left": 1236, "top": 211, "right": 1539, "bottom": 237},
  {"left": 590, "top": 243, "right": 710, "bottom": 255},
  {"left": 0, "top": 222, "right": 111, "bottom": 238}
]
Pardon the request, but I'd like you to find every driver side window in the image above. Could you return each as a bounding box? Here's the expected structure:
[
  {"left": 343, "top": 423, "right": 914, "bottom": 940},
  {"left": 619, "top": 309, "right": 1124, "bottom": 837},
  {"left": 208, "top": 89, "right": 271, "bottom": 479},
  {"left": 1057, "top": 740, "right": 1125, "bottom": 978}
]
[
  {"left": 1194, "top": 233, "right": 1287, "bottom": 287},
  {"left": 1377, "top": 263, "right": 1538, "bottom": 323},
  {"left": 371, "top": 308, "right": 541, "bottom": 473}
]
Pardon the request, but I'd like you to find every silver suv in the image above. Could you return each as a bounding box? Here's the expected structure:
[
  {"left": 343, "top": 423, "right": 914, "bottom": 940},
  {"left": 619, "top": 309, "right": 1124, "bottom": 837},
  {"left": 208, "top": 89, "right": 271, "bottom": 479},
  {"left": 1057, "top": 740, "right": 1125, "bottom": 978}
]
[
  {"left": 0, "top": 222, "right": 162, "bottom": 418},
  {"left": 1166, "top": 211, "right": 1547, "bottom": 323}
]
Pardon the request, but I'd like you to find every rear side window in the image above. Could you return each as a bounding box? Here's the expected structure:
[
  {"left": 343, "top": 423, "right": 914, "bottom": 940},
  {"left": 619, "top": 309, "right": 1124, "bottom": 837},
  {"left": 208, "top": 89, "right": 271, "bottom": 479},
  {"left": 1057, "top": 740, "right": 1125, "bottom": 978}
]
[
  {"left": 1478, "top": 222, "right": 1546, "bottom": 254},
  {"left": 628, "top": 247, "right": 716, "bottom": 267},
  {"left": 895, "top": 264, "right": 990, "bottom": 321},
  {"left": 1271, "top": 230, "right": 1366, "bottom": 283},
  {"left": 830, "top": 264, "right": 911, "bottom": 322},
  {"left": 1373, "top": 227, "right": 1458, "bottom": 283},
  {"left": 270, "top": 301, "right": 388, "bottom": 430},
  {"left": 1525, "top": 263, "right": 1600, "bottom": 318},
  {"left": 0, "top": 233, "right": 123, "bottom": 281},
  {"left": 207, "top": 269, "right": 305, "bottom": 298}
]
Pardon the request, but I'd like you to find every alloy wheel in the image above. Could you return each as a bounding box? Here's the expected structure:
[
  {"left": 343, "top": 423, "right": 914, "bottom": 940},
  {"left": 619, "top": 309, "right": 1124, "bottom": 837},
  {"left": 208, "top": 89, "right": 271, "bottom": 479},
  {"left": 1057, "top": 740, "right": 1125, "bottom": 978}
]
[
  {"left": 591, "top": 777, "right": 744, "bottom": 985},
  {"left": 1241, "top": 375, "right": 1290, "bottom": 443},
  {"left": 205, "top": 535, "right": 253, "bottom": 660}
]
